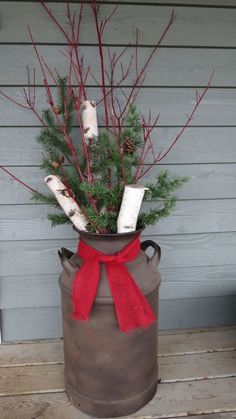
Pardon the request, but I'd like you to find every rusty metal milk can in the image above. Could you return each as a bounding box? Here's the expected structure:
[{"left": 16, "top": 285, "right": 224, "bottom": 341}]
[{"left": 58, "top": 230, "right": 161, "bottom": 417}]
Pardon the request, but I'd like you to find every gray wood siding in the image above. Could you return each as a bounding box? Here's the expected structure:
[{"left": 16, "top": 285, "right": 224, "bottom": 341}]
[{"left": 0, "top": 0, "right": 235, "bottom": 341}]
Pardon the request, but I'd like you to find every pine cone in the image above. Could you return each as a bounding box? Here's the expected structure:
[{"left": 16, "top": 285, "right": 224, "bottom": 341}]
[
  {"left": 123, "top": 138, "right": 136, "bottom": 154},
  {"left": 53, "top": 107, "right": 61, "bottom": 115},
  {"left": 52, "top": 155, "right": 64, "bottom": 169},
  {"left": 51, "top": 161, "right": 61, "bottom": 169}
]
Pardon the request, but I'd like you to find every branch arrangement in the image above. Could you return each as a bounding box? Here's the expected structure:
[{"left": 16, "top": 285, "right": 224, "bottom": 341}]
[{"left": 0, "top": 1, "right": 214, "bottom": 234}]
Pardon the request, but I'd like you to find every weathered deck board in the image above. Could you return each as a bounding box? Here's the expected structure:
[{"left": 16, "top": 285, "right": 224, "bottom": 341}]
[
  {"left": 0, "top": 340, "right": 64, "bottom": 368},
  {"left": 0, "top": 328, "right": 235, "bottom": 366},
  {"left": 0, "top": 379, "right": 235, "bottom": 419},
  {"left": 159, "top": 328, "right": 236, "bottom": 356},
  {"left": 159, "top": 351, "right": 236, "bottom": 382},
  {"left": 1, "top": 351, "right": 236, "bottom": 396},
  {"left": 173, "top": 415, "right": 236, "bottom": 419},
  {"left": 0, "top": 328, "right": 235, "bottom": 418}
]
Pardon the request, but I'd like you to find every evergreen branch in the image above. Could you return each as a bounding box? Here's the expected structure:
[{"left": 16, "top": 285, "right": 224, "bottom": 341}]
[
  {"left": 144, "top": 171, "right": 188, "bottom": 201},
  {"left": 138, "top": 197, "right": 176, "bottom": 228},
  {"left": 37, "top": 128, "right": 71, "bottom": 156},
  {"left": 31, "top": 190, "right": 60, "bottom": 208},
  {"left": 48, "top": 213, "right": 71, "bottom": 227},
  {"left": 79, "top": 182, "right": 111, "bottom": 198}
]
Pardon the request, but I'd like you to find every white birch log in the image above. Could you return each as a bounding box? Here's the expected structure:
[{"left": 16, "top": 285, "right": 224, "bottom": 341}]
[
  {"left": 81, "top": 100, "right": 98, "bottom": 142},
  {"left": 117, "top": 184, "right": 148, "bottom": 233},
  {"left": 44, "top": 175, "right": 88, "bottom": 231}
]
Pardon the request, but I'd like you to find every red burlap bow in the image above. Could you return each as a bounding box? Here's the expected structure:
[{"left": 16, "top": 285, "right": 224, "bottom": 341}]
[{"left": 72, "top": 236, "right": 156, "bottom": 332}]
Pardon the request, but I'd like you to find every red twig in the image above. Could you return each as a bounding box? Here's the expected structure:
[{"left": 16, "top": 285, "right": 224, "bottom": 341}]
[
  {"left": 28, "top": 26, "right": 54, "bottom": 107},
  {"left": 100, "top": 0, "right": 121, "bottom": 34},
  {"left": 137, "top": 71, "right": 215, "bottom": 180},
  {"left": 0, "top": 166, "right": 37, "bottom": 193},
  {"left": 28, "top": 26, "right": 88, "bottom": 183},
  {"left": 91, "top": 0, "right": 109, "bottom": 129},
  {"left": 119, "top": 11, "right": 176, "bottom": 122},
  {"left": 66, "top": 3, "right": 87, "bottom": 100},
  {"left": 134, "top": 112, "right": 160, "bottom": 180},
  {"left": 0, "top": 90, "right": 30, "bottom": 110},
  {"left": 40, "top": 1, "right": 69, "bottom": 41}
]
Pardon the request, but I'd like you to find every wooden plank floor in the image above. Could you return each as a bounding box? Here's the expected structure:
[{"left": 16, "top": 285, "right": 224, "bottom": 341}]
[{"left": 0, "top": 327, "right": 236, "bottom": 419}]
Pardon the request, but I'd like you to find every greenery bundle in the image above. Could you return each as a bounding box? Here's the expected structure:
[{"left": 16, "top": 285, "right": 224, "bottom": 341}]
[{"left": 32, "top": 79, "right": 187, "bottom": 233}]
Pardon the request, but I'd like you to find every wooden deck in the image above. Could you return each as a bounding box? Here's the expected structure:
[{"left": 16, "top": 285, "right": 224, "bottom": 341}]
[{"left": 0, "top": 327, "right": 235, "bottom": 419}]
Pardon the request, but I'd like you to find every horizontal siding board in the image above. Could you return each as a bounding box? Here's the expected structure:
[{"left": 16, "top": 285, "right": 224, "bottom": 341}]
[
  {"left": 145, "top": 199, "right": 236, "bottom": 235},
  {"left": 1, "top": 164, "right": 236, "bottom": 204},
  {"left": 1, "top": 87, "right": 236, "bottom": 126},
  {"left": 1, "top": 3, "right": 236, "bottom": 47},
  {"left": 160, "top": 265, "right": 236, "bottom": 300},
  {"left": 1, "top": 265, "right": 236, "bottom": 309},
  {"left": 2, "top": 295, "right": 236, "bottom": 340},
  {"left": 2, "top": 307, "right": 63, "bottom": 341},
  {"left": 2, "top": 0, "right": 236, "bottom": 6},
  {"left": 1, "top": 127, "right": 236, "bottom": 166},
  {"left": 158, "top": 295, "right": 236, "bottom": 330},
  {"left": 0, "top": 128, "right": 41, "bottom": 166},
  {"left": 5, "top": 1, "right": 236, "bottom": 6},
  {"left": 1, "top": 46, "right": 235, "bottom": 87},
  {"left": 0, "top": 275, "right": 60, "bottom": 309},
  {"left": 102, "top": 0, "right": 236, "bottom": 4},
  {"left": 0, "top": 239, "right": 76, "bottom": 277},
  {"left": 1, "top": 200, "right": 236, "bottom": 241},
  {"left": 1, "top": 232, "right": 236, "bottom": 277}
]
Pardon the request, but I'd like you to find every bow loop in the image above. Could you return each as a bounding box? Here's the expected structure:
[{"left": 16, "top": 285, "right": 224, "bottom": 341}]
[{"left": 72, "top": 236, "right": 155, "bottom": 332}]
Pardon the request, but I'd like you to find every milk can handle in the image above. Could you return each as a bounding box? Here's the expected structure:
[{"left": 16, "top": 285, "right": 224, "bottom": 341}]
[
  {"left": 141, "top": 240, "right": 161, "bottom": 268},
  {"left": 58, "top": 247, "right": 78, "bottom": 276}
]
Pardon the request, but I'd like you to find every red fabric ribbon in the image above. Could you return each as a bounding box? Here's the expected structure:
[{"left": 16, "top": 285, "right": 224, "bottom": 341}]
[{"left": 72, "top": 236, "right": 155, "bottom": 332}]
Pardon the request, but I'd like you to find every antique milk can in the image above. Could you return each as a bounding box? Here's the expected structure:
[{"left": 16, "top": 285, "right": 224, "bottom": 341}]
[{"left": 58, "top": 229, "right": 161, "bottom": 417}]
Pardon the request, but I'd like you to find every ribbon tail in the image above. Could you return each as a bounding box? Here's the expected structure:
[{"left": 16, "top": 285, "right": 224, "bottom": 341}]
[
  {"left": 72, "top": 258, "right": 100, "bottom": 321},
  {"left": 106, "top": 263, "right": 156, "bottom": 333}
]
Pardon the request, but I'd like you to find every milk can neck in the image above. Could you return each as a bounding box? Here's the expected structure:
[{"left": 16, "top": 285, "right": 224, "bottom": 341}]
[{"left": 77, "top": 230, "right": 142, "bottom": 254}]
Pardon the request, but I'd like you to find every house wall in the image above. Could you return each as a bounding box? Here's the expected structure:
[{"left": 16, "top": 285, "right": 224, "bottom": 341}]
[{"left": 0, "top": 0, "right": 236, "bottom": 341}]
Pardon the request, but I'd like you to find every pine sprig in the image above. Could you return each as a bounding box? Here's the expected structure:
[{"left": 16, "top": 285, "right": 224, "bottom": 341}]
[
  {"left": 66, "top": 169, "right": 88, "bottom": 206},
  {"left": 37, "top": 126, "right": 71, "bottom": 156},
  {"left": 138, "top": 197, "right": 177, "bottom": 228},
  {"left": 79, "top": 181, "right": 110, "bottom": 198},
  {"left": 48, "top": 213, "right": 71, "bottom": 227},
  {"left": 83, "top": 205, "right": 118, "bottom": 233},
  {"left": 31, "top": 190, "right": 60, "bottom": 208},
  {"left": 145, "top": 171, "right": 188, "bottom": 200}
]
